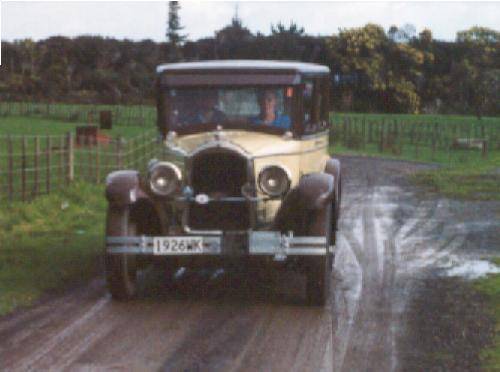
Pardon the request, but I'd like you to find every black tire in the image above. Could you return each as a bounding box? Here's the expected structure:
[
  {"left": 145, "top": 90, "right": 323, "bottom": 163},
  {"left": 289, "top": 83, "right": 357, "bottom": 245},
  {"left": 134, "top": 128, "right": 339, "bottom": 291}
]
[
  {"left": 105, "top": 207, "right": 138, "bottom": 300},
  {"left": 330, "top": 200, "right": 338, "bottom": 247},
  {"left": 306, "top": 203, "right": 333, "bottom": 306},
  {"left": 306, "top": 255, "right": 331, "bottom": 306}
]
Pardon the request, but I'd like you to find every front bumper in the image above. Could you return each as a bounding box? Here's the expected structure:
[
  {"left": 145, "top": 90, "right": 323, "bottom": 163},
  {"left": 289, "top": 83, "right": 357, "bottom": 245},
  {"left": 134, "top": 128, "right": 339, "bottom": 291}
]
[{"left": 106, "top": 231, "right": 331, "bottom": 261}]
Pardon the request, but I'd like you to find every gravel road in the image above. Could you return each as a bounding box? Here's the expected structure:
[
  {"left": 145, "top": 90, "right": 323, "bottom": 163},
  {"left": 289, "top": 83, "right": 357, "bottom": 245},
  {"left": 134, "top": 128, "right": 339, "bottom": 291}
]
[{"left": 0, "top": 156, "right": 497, "bottom": 371}]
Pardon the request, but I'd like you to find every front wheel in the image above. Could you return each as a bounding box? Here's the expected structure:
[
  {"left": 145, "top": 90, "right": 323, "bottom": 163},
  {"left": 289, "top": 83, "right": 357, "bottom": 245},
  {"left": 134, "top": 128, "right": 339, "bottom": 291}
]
[
  {"left": 305, "top": 204, "right": 333, "bottom": 306},
  {"left": 105, "top": 207, "right": 138, "bottom": 300},
  {"left": 306, "top": 255, "right": 331, "bottom": 306}
]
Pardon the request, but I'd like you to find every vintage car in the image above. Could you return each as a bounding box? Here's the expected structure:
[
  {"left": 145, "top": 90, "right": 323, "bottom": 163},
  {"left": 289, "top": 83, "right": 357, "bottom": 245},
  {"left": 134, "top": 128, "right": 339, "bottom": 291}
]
[{"left": 105, "top": 60, "right": 341, "bottom": 305}]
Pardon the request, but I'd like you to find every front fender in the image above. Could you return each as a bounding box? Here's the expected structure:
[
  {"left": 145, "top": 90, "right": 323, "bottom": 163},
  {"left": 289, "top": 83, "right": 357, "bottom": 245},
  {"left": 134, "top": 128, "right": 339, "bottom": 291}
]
[
  {"left": 325, "top": 157, "right": 341, "bottom": 209},
  {"left": 273, "top": 173, "right": 335, "bottom": 234},
  {"left": 105, "top": 170, "right": 148, "bottom": 207}
]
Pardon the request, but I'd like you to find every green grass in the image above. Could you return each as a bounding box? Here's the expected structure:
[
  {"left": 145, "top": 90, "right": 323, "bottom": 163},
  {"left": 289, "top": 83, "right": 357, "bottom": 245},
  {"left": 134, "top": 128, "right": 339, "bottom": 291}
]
[
  {"left": 0, "top": 101, "right": 156, "bottom": 128},
  {"left": 0, "top": 116, "right": 148, "bottom": 138},
  {"left": 329, "top": 111, "right": 499, "bottom": 166},
  {"left": 0, "top": 182, "right": 106, "bottom": 315},
  {"left": 330, "top": 141, "right": 490, "bottom": 166},
  {"left": 474, "top": 258, "right": 500, "bottom": 371},
  {"left": 332, "top": 112, "right": 500, "bottom": 126},
  {"left": 331, "top": 142, "right": 500, "bottom": 200},
  {"left": 0, "top": 116, "right": 159, "bottom": 202},
  {"left": 329, "top": 112, "right": 500, "bottom": 201},
  {"left": 409, "top": 151, "right": 500, "bottom": 201}
]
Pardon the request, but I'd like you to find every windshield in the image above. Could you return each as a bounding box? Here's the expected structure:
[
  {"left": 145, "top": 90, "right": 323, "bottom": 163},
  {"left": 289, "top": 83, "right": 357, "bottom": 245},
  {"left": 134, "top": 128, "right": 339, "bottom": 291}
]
[{"left": 166, "top": 87, "right": 293, "bottom": 132}]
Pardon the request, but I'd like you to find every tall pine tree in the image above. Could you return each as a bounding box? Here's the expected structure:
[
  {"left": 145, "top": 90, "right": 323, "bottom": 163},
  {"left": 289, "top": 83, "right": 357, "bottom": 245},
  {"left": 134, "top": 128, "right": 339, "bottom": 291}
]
[{"left": 166, "top": 1, "right": 186, "bottom": 62}]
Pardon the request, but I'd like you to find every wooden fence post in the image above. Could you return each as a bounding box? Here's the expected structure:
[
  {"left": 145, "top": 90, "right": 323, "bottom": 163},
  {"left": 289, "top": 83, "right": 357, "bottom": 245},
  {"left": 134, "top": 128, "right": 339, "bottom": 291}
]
[
  {"left": 343, "top": 118, "right": 347, "bottom": 146},
  {"left": 362, "top": 117, "right": 366, "bottom": 148},
  {"left": 66, "top": 132, "right": 74, "bottom": 184},
  {"left": 415, "top": 132, "right": 419, "bottom": 159},
  {"left": 431, "top": 134, "right": 436, "bottom": 160},
  {"left": 114, "top": 106, "right": 119, "bottom": 126},
  {"left": 46, "top": 136, "right": 52, "bottom": 194},
  {"left": 59, "top": 135, "right": 65, "bottom": 187},
  {"left": 95, "top": 138, "right": 100, "bottom": 183},
  {"left": 34, "top": 136, "right": 40, "bottom": 197},
  {"left": 21, "top": 136, "right": 27, "bottom": 201},
  {"left": 116, "top": 137, "right": 123, "bottom": 169},
  {"left": 379, "top": 120, "right": 385, "bottom": 153},
  {"left": 88, "top": 136, "right": 93, "bottom": 180},
  {"left": 482, "top": 140, "right": 488, "bottom": 158},
  {"left": 143, "top": 133, "right": 148, "bottom": 166},
  {"left": 7, "top": 135, "right": 13, "bottom": 201}
]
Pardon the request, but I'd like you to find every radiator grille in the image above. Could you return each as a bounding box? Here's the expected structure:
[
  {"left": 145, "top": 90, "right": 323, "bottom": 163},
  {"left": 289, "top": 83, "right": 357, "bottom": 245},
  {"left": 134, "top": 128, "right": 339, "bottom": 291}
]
[{"left": 188, "top": 150, "right": 249, "bottom": 230}]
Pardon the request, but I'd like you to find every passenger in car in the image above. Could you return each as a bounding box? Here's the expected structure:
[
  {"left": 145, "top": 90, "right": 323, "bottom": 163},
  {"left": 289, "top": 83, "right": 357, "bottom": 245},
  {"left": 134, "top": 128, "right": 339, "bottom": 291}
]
[
  {"left": 186, "top": 91, "right": 227, "bottom": 124},
  {"left": 250, "top": 90, "right": 291, "bottom": 129}
]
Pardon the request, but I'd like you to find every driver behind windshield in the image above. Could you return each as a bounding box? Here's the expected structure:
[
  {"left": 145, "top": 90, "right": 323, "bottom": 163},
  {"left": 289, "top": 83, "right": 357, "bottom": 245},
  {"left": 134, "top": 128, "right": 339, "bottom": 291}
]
[
  {"left": 184, "top": 90, "right": 227, "bottom": 124},
  {"left": 250, "top": 89, "right": 291, "bottom": 129}
]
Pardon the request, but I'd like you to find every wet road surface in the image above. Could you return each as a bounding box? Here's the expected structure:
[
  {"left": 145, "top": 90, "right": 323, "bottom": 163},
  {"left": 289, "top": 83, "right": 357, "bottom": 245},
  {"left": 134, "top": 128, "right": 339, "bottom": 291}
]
[{"left": 0, "top": 156, "right": 495, "bottom": 371}]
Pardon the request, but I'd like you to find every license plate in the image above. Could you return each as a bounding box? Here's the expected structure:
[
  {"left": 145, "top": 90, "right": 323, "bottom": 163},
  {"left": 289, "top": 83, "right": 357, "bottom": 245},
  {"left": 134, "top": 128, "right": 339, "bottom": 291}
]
[{"left": 153, "top": 237, "right": 204, "bottom": 255}]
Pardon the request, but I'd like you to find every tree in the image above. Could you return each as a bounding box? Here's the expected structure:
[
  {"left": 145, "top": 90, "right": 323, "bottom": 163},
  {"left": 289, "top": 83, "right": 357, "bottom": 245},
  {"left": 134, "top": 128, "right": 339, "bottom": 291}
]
[
  {"left": 453, "top": 27, "right": 500, "bottom": 117},
  {"left": 271, "top": 21, "right": 305, "bottom": 36},
  {"left": 214, "top": 13, "right": 254, "bottom": 59},
  {"left": 327, "top": 23, "right": 423, "bottom": 113},
  {"left": 166, "top": 1, "right": 186, "bottom": 62},
  {"left": 266, "top": 21, "right": 308, "bottom": 60},
  {"left": 418, "top": 29, "right": 433, "bottom": 46}
]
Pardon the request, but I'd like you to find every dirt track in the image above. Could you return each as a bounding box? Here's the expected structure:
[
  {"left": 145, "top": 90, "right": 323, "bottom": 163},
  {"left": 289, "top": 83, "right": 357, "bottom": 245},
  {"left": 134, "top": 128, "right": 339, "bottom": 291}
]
[{"left": 0, "top": 156, "right": 497, "bottom": 371}]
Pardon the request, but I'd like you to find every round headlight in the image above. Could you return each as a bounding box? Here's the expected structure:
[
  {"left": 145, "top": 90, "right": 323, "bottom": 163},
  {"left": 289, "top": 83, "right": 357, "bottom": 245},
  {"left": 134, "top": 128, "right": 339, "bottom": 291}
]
[
  {"left": 258, "top": 165, "right": 291, "bottom": 197},
  {"left": 148, "top": 162, "right": 182, "bottom": 196}
]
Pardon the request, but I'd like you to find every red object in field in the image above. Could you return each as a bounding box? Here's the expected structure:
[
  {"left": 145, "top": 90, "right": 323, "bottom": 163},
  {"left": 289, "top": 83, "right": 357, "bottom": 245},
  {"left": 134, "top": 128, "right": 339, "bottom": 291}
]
[
  {"left": 96, "top": 132, "right": 111, "bottom": 145},
  {"left": 76, "top": 125, "right": 110, "bottom": 146}
]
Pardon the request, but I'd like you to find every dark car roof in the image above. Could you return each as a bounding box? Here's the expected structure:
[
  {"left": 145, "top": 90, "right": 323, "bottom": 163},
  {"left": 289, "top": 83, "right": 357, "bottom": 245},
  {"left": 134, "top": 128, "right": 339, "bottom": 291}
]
[{"left": 156, "top": 60, "right": 330, "bottom": 76}]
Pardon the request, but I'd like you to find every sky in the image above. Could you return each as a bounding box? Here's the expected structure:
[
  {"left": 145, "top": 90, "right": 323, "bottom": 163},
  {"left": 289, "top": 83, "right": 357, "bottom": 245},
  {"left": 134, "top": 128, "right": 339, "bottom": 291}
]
[{"left": 1, "top": 1, "right": 500, "bottom": 43}]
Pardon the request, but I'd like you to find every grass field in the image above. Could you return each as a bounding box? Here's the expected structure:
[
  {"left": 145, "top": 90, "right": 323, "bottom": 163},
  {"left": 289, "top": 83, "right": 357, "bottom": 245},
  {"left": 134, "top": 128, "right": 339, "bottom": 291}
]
[
  {"left": 2, "top": 112, "right": 499, "bottom": 201},
  {"left": 328, "top": 112, "right": 500, "bottom": 201},
  {"left": 0, "top": 116, "right": 148, "bottom": 138},
  {"left": 0, "top": 101, "right": 156, "bottom": 128},
  {"left": 0, "top": 117, "right": 159, "bottom": 202},
  {"left": 332, "top": 112, "right": 500, "bottom": 126},
  {"left": 0, "top": 182, "right": 106, "bottom": 315}
]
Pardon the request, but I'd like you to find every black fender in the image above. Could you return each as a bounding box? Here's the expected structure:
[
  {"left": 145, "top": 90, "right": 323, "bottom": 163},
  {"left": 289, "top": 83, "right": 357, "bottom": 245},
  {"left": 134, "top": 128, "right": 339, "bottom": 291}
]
[
  {"left": 105, "top": 170, "right": 148, "bottom": 207},
  {"left": 325, "top": 158, "right": 341, "bottom": 204},
  {"left": 325, "top": 158, "right": 342, "bottom": 222},
  {"left": 273, "top": 173, "right": 335, "bottom": 235},
  {"left": 105, "top": 171, "right": 166, "bottom": 236}
]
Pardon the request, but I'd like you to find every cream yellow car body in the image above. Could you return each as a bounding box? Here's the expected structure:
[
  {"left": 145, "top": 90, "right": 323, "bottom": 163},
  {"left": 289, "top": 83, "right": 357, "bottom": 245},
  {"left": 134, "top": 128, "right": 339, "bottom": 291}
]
[{"left": 165, "top": 129, "right": 330, "bottom": 223}]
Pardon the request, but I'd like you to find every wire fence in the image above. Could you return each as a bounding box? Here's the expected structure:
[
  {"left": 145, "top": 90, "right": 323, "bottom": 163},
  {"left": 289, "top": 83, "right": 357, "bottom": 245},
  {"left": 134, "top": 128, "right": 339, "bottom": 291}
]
[
  {"left": 0, "top": 130, "right": 160, "bottom": 202},
  {"left": 0, "top": 101, "right": 156, "bottom": 127},
  {"left": 2, "top": 108, "right": 499, "bottom": 201},
  {"left": 330, "top": 116, "right": 500, "bottom": 163}
]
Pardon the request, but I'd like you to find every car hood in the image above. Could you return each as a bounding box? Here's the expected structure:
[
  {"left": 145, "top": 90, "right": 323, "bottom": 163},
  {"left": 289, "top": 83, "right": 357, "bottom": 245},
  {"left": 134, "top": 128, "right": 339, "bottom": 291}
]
[{"left": 172, "top": 130, "right": 300, "bottom": 158}]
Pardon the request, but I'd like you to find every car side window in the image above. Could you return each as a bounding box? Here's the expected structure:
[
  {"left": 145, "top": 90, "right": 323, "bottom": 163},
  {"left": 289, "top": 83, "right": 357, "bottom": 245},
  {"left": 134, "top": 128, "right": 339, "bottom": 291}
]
[
  {"left": 303, "top": 80, "right": 314, "bottom": 127},
  {"left": 320, "top": 78, "right": 330, "bottom": 123},
  {"left": 303, "top": 79, "right": 324, "bottom": 135}
]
